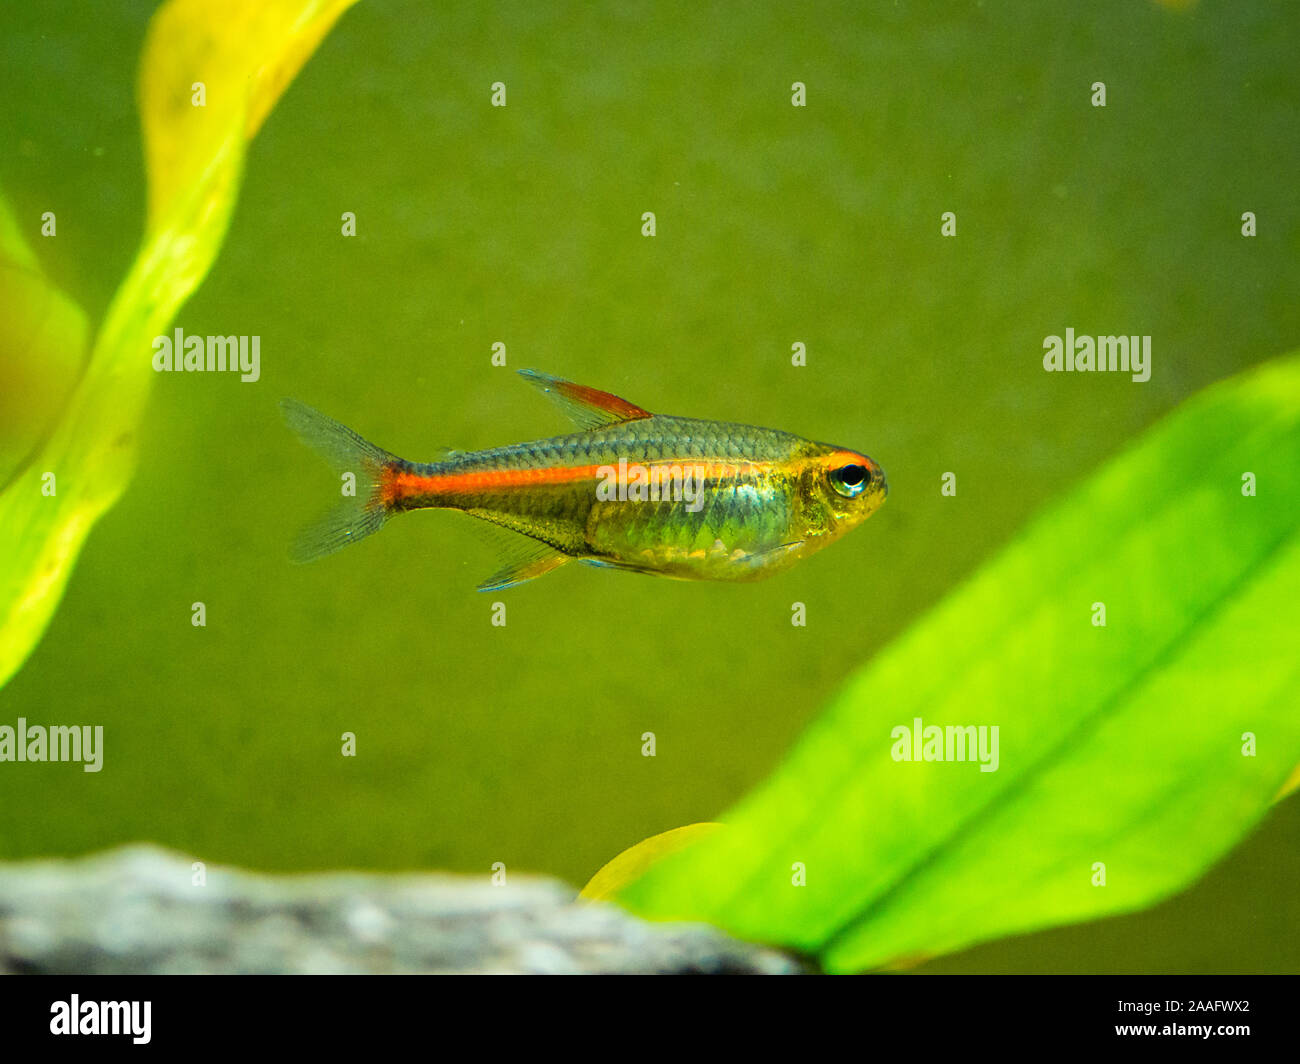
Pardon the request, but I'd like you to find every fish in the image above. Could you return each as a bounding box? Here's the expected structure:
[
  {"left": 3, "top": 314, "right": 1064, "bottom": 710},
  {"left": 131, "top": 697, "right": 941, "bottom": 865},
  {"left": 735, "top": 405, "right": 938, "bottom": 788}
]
[{"left": 281, "top": 370, "right": 887, "bottom": 590}]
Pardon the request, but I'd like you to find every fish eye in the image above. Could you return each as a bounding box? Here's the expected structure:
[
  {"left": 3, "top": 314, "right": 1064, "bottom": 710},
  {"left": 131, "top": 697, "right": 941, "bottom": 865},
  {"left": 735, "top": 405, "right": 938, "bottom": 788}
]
[{"left": 829, "top": 463, "right": 870, "bottom": 498}]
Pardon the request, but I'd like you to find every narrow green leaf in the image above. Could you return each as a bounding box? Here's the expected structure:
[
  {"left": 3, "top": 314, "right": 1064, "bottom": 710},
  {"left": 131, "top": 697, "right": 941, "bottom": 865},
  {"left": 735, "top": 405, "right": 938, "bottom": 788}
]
[
  {"left": 0, "top": 0, "right": 357, "bottom": 689},
  {"left": 617, "top": 353, "right": 1300, "bottom": 973}
]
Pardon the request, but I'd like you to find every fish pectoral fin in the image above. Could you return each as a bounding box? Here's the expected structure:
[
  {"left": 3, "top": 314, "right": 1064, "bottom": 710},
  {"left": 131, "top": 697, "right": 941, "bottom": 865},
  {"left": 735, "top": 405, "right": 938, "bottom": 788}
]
[
  {"left": 737, "top": 541, "right": 805, "bottom": 567},
  {"left": 517, "top": 368, "right": 653, "bottom": 429},
  {"left": 476, "top": 537, "right": 572, "bottom": 592},
  {"left": 578, "top": 556, "right": 660, "bottom": 576}
]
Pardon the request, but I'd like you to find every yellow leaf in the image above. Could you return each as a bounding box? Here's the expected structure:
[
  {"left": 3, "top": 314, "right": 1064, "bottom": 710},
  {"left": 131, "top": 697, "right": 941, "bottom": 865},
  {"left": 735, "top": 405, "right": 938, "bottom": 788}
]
[
  {"left": 139, "top": 0, "right": 358, "bottom": 236},
  {"left": 580, "top": 824, "right": 724, "bottom": 903},
  {"left": 0, "top": 195, "right": 88, "bottom": 486}
]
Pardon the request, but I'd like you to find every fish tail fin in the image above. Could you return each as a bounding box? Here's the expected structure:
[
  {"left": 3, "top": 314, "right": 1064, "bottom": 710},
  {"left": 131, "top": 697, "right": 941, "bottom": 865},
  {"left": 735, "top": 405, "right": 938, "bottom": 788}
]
[{"left": 280, "top": 398, "right": 401, "bottom": 563}]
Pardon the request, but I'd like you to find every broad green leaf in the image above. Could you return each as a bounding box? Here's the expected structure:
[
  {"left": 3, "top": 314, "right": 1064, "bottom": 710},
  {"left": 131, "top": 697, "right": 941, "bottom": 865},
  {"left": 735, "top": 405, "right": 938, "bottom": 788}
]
[
  {"left": 617, "top": 353, "right": 1300, "bottom": 973},
  {"left": 0, "top": 0, "right": 356, "bottom": 689},
  {"left": 580, "top": 823, "right": 723, "bottom": 903}
]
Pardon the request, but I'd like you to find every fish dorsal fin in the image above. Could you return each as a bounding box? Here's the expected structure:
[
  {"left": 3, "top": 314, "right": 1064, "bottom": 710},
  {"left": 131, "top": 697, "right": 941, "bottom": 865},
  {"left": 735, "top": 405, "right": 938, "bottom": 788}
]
[{"left": 518, "top": 369, "right": 652, "bottom": 429}]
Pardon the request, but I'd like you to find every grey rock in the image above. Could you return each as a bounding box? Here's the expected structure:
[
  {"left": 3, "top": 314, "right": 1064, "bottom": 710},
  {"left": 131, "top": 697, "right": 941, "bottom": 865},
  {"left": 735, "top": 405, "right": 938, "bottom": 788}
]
[{"left": 0, "top": 845, "right": 802, "bottom": 974}]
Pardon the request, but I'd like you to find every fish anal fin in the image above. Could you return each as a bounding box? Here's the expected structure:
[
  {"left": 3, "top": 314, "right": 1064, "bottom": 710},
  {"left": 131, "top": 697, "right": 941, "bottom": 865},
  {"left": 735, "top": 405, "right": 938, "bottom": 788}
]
[
  {"left": 468, "top": 518, "right": 573, "bottom": 591},
  {"left": 478, "top": 544, "right": 570, "bottom": 591},
  {"left": 518, "top": 368, "right": 652, "bottom": 429}
]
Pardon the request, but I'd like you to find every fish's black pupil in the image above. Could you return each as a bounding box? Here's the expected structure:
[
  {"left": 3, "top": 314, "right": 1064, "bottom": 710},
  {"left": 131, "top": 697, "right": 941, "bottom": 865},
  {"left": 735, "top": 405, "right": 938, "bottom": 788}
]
[{"left": 837, "top": 465, "right": 867, "bottom": 486}]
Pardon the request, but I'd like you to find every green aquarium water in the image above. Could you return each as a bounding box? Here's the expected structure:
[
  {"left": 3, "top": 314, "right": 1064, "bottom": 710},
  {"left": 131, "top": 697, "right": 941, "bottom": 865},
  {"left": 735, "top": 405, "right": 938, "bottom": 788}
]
[{"left": 0, "top": 0, "right": 1297, "bottom": 974}]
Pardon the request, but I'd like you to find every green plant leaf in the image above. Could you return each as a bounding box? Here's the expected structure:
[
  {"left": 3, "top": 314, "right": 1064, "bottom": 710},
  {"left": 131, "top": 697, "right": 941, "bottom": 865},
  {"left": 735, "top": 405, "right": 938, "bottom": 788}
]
[
  {"left": 616, "top": 353, "right": 1300, "bottom": 973},
  {"left": 0, "top": 0, "right": 356, "bottom": 690}
]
